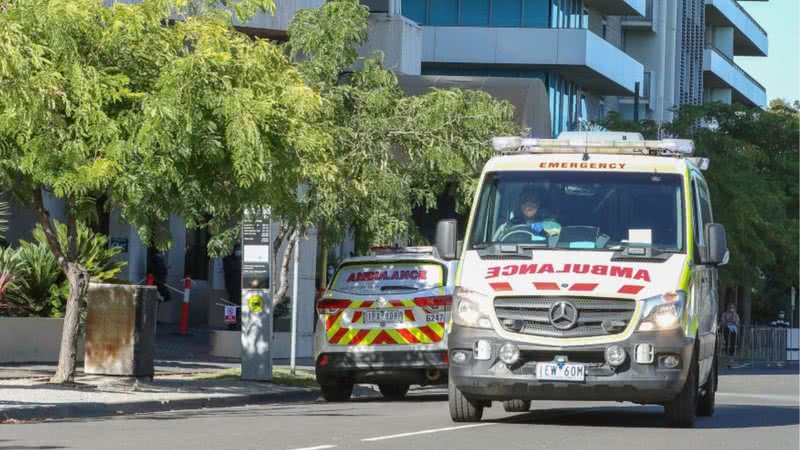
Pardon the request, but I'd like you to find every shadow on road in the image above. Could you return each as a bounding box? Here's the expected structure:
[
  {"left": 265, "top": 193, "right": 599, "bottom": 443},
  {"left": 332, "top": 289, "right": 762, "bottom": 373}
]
[{"left": 495, "top": 403, "right": 799, "bottom": 429}]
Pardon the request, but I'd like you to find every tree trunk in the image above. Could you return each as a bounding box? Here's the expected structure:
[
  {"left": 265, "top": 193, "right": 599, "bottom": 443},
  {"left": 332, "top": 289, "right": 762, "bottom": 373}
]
[
  {"left": 32, "top": 188, "right": 88, "bottom": 384},
  {"left": 272, "top": 227, "right": 299, "bottom": 307},
  {"left": 51, "top": 262, "right": 88, "bottom": 383}
]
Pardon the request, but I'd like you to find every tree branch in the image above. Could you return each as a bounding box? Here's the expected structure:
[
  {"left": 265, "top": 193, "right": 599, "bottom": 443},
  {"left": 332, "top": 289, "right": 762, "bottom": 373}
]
[
  {"left": 32, "top": 187, "right": 69, "bottom": 271},
  {"left": 272, "top": 226, "right": 299, "bottom": 306}
]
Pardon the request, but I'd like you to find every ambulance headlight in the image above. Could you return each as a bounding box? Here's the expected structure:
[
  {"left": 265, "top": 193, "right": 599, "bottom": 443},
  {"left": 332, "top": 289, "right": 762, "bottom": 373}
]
[
  {"left": 638, "top": 291, "right": 686, "bottom": 331},
  {"left": 454, "top": 287, "right": 493, "bottom": 329}
]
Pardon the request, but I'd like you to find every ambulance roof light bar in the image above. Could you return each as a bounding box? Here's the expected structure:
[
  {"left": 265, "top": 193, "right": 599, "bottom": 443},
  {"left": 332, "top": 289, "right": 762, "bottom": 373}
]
[
  {"left": 368, "top": 246, "right": 439, "bottom": 257},
  {"left": 492, "top": 135, "right": 695, "bottom": 157}
]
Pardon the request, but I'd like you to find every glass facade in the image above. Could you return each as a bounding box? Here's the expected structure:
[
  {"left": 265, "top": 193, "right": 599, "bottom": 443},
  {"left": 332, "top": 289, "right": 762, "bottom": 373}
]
[
  {"left": 422, "top": 67, "right": 587, "bottom": 136},
  {"left": 402, "top": 0, "right": 585, "bottom": 28},
  {"left": 407, "top": 0, "right": 590, "bottom": 136}
]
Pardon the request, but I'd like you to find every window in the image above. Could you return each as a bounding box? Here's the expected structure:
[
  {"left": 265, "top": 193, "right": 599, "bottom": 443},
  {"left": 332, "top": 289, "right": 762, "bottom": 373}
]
[
  {"left": 468, "top": 171, "right": 686, "bottom": 251},
  {"left": 523, "top": 0, "right": 549, "bottom": 27},
  {"left": 692, "top": 176, "right": 713, "bottom": 247},
  {"left": 601, "top": 15, "right": 607, "bottom": 39},
  {"left": 429, "top": 0, "right": 458, "bottom": 25},
  {"left": 461, "top": 0, "right": 490, "bottom": 25},
  {"left": 402, "top": 0, "right": 427, "bottom": 24},
  {"left": 491, "top": 0, "right": 522, "bottom": 26}
]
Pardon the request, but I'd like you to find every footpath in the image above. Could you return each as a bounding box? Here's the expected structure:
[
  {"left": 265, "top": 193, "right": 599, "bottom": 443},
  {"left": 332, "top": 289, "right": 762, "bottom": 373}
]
[{"left": 0, "top": 327, "right": 321, "bottom": 423}]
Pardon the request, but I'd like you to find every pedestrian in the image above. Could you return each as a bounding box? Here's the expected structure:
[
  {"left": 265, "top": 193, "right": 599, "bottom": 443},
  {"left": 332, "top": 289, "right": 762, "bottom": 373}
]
[
  {"left": 149, "top": 250, "right": 171, "bottom": 304},
  {"left": 720, "top": 303, "right": 740, "bottom": 359},
  {"left": 770, "top": 310, "right": 791, "bottom": 328}
]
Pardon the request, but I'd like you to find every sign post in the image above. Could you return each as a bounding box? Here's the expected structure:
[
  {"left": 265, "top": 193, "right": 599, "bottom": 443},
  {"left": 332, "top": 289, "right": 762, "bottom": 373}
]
[{"left": 240, "top": 208, "right": 272, "bottom": 381}]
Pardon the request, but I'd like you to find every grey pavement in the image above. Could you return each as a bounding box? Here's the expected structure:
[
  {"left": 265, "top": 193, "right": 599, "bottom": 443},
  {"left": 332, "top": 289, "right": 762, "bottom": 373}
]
[{"left": 1, "top": 368, "right": 797, "bottom": 450}]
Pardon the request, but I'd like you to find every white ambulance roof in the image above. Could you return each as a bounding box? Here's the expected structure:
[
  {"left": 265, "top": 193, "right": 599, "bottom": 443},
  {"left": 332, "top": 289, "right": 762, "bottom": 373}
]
[{"left": 483, "top": 152, "right": 690, "bottom": 175}]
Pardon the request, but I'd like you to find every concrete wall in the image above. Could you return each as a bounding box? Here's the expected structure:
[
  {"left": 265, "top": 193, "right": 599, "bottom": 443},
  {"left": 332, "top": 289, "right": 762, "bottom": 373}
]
[
  {"left": 0, "top": 318, "right": 84, "bottom": 363},
  {"left": 359, "top": 13, "right": 422, "bottom": 75}
]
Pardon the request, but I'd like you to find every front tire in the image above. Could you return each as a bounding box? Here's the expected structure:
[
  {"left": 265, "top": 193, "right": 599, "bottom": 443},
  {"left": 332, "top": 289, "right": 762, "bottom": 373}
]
[
  {"left": 697, "top": 356, "right": 717, "bottom": 417},
  {"left": 379, "top": 384, "right": 410, "bottom": 400},
  {"left": 664, "top": 352, "right": 698, "bottom": 428},
  {"left": 449, "top": 380, "right": 484, "bottom": 422},
  {"left": 502, "top": 399, "right": 531, "bottom": 413},
  {"left": 320, "top": 379, "right": 354, "bottom": 402}
]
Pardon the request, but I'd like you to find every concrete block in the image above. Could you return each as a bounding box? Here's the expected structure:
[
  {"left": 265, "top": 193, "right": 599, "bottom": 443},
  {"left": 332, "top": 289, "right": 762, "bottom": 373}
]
[
  {"left": 0, "top": 317, "right": 84, "bottom": 363},
  {"left": 84, "top": 283, "right": 158, "bottom": 377}
]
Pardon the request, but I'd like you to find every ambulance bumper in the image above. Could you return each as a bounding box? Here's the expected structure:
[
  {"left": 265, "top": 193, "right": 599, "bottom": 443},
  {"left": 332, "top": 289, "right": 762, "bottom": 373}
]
[
  {"left": 448, "top": 325, "right": 694, "bottom": 404},
  {"left": 316, "top": 351, "right": 449, "bottom": 385}
]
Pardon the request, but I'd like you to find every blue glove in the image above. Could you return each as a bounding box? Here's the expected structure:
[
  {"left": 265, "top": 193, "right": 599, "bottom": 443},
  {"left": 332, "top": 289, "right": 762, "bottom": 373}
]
[{"left": 530, "top": 222, "right": 544, "bottom": 235}]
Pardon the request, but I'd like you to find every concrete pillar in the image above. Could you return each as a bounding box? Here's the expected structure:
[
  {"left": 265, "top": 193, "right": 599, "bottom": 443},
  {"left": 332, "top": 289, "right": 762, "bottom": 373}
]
[
  {"left": 357, "top": 13, "right": 422, "bottom": 75},
  {"left": 711, "top": 26, "right": 734, "bottom": 59}
]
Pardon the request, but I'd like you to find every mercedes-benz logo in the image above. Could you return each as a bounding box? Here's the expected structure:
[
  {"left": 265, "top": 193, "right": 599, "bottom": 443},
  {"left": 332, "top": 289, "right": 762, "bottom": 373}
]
[
  {"left": 548, "top": 301, "right": 579, "bottom": 330},
  {"left": 377, "top": 297, "right": 388, "bottom": 307}
]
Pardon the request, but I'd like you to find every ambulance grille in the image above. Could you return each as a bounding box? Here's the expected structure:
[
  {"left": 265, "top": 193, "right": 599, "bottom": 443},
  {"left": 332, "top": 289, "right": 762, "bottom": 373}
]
[{"left": 494, "top": 297, "right": 637, "bottom": 338}]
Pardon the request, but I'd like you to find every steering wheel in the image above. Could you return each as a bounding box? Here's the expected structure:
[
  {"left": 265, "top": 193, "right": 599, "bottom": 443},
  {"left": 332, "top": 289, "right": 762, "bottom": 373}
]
[{"left": 497, "top": 224, "right": 544, "bottom": 244}]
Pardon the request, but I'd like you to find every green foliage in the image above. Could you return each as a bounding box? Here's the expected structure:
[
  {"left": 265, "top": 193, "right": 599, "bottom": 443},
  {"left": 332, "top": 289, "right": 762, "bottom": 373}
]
[
  {"left": 286, "top": 0, "right": 521, "bottom": 248},
  {"left": 6, "top": 241, "right": 63, "bottom": 317},
  {"left": 0, "top": 221, "right": 124, "bottom": 317},
  {"left": 0, "top": 200, "right": 8, "bottom": 242},
  {"left": 32, "top": 220, "right": 125, "bottom": 282},
  {"left": 0, "top": 246, "right": 24, "bottom": 308},
  {"left": 597, "top": 102, "right": 799, "bottom": 300}
]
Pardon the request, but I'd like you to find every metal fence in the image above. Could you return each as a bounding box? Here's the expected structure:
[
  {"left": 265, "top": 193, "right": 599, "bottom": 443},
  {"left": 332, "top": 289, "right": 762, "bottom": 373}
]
[{"left": 719, "top": 326, "right": 791, "bottom": 366}]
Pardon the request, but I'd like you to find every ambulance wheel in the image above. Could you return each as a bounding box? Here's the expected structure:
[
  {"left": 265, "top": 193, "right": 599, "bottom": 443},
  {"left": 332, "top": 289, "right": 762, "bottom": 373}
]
[
  {"left": 697, "top": 356, "right": 717, "bottom": 417},
  {"left": 664, "top": 352, "right": 698, "bottom": 428},
  {"left": 378, "top": 384, "right": 410, "bottom": 400},
  {"left": 320, "top": 379, "right": 353, "bottom": 402},
  {"left": 449, "top": 379, "right": 483, "bottom": 422},
  {"left": 502, "top": 399, "right": 531, "bottom": 413}
]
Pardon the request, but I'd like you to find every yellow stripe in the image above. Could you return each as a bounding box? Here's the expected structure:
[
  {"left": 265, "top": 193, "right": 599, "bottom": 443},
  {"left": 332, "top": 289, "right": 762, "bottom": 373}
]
[
  {"left": 385, "top": 329, "right": 407, "bottom": 345},
  {"left": 326, "top": 315, "right": 342, "bottom": 339},
  {"left": 428, "top": 322, "right": 445, "bottom": 336},
  {"left": 337, "top": 327, "right": 362, "bottom": 345},
  {"left": 350, "top": 300, "right": 363, "bottom": 309},
  {"left": 360, "top": 329, "right": 382, "bottom": 345},
  {"left": 402, "top": 299, "right": 416, "bottom": 308},
  {"left": 407, "top": 327, "right": 432, "bottom": 343}
]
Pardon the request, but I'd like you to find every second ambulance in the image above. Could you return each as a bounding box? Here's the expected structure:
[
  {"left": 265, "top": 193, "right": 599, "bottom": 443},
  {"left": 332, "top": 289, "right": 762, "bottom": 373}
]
[{"left": 439, "top": 132, "right": 728, "bottom": 428}]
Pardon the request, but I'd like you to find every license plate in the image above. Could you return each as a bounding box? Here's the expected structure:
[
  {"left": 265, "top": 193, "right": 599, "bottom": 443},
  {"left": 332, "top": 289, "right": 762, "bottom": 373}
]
[
  {"left": 535, "top": 363, "right": 585, "bottom": 382},
  {"left": 425, "top": 312, "right": 446, "bottom": 323},
  {"left": 363, "top": 309, "right": 403, "bottom": 324}
]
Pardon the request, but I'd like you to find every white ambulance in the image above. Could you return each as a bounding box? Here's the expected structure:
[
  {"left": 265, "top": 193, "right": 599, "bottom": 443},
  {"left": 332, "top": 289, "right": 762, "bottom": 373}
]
[
  {"left": 314, "top": 247, "right": 458, "bottom": 401},
  {"left": 435, "top": 132, "right": 728, "bottom": 428}
]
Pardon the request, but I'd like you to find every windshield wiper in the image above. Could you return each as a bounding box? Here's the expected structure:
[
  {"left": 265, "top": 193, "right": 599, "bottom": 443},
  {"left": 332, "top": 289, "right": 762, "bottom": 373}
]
[
  {"left": 609, "top": 244, "right": 675, "bottom": 262},
  {"left": 380, "top": 285, "right": 417, "bottom": 291}
]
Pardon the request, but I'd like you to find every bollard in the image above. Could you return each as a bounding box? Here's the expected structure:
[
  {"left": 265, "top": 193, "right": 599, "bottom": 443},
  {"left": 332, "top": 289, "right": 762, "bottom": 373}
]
[{"left": 178, "top": 276, "right": 192, "bottom": 335}]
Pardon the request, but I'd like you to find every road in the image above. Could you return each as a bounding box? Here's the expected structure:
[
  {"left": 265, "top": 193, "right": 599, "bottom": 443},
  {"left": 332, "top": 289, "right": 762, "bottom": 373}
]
[{"left": 1, "top": 368, "right": 797, "bottom": 450}]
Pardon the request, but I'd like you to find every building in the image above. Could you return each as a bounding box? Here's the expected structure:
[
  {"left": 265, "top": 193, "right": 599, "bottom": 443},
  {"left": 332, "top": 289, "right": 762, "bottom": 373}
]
[{"left": 3, "top": 0, "right": 770, "bottom": 360}]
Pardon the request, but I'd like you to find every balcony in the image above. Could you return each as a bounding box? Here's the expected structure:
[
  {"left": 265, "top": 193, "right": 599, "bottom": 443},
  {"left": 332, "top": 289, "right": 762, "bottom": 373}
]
[
  {"left": 619, "top": 71, "right": 653, "bottom": 107},
  {"left": 703, "top": 44, "right": 766, "bottom": 107},
  {"left": 421, "top": 27, "right": 644, "bottom": 95},
  {"left": 621, "top": 0, "right": 654, "bottom": 31},
  {"left": 705, "top": 0, "right": 768, "bottom": 56},
  {"left": 584, "top": 0, "right": 646, "bottom": 16}
]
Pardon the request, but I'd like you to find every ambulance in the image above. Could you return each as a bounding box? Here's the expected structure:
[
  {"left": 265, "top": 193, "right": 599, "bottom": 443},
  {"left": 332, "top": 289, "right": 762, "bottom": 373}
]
[
  {"left": 314, "top": 247, "right": 457, "bottom": 401},
  {"left": 435, "top": 131, "right": 729, "bottom": 428}
]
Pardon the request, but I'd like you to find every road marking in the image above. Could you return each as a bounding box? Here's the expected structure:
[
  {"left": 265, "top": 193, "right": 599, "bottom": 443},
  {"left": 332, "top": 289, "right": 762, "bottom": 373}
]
[
  {"left": 286, "top": 445, "right": 336, "bottom": 450},
  {"left": 361, "top": 423, "right": 496, "bottom": 442},
  {"left": 718, "top": 392, "right": 800, "bottom": 403}
]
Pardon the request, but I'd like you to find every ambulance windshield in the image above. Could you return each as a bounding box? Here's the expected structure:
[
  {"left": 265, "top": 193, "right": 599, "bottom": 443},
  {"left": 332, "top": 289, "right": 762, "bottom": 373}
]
[
  {"left": 331, "top": 263, "right": 445, "bottom": 294},
  {"left": 468, "top": 171, "right": 685, "bottom": 252}
]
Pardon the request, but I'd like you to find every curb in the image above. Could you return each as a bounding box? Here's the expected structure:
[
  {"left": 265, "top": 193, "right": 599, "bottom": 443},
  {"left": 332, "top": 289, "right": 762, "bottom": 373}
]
[{"left": 1, "top": 387, "right": 321, "bottom": 423}]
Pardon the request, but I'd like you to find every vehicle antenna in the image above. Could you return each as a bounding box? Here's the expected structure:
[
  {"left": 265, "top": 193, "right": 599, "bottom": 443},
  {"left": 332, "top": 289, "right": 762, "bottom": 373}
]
[{"left": 582, "top": 134, "right": 590, "bottom": 161}]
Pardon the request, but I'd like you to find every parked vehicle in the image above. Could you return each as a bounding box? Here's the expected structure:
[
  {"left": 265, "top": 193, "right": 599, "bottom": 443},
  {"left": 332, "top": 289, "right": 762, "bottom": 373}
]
[
  {"left": 314, "top": 247, "right": 457, "bottom": 401},
  {"left": 437, "top": 131, "right": 728, "bottom": 427}
]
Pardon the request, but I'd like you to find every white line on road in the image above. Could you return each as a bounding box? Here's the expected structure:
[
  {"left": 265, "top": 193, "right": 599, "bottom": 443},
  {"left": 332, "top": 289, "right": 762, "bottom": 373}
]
[
  {"left": 718, "top": 392, "right": 800, "bottom": 403},
  {"left": 361, "top": 423, "right": 496, "bottom": 442},
  {"left": 286, "top": 445, "right": 337, "bottom": 450}
]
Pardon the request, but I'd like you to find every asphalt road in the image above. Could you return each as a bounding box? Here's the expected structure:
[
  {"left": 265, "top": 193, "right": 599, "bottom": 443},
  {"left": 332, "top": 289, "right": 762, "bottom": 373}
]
[{"left": 1, "top": 368, "right": 797, "bottom": 450}]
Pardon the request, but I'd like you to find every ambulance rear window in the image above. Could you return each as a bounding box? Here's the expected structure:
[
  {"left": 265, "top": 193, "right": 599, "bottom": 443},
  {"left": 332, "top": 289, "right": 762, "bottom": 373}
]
[{"left": 331, "top": 263, "right": 444, "bottom": 294}]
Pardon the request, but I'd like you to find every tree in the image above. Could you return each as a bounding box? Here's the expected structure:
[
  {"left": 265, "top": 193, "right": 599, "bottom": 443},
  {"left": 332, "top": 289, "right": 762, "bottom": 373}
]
[
  {"left": 281, "top": 0, "right": 521, "bottom": 292},
  {"left": 599, "top": 102, "right": 799, "bottom": 322},
  {"left": 0, "top": 0, "right": 328, "bottom": 382}
]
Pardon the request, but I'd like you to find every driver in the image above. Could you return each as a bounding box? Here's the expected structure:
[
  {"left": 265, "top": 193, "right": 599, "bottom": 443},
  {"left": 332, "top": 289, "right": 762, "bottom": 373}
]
[{"left": 493, "top": 186, "right": 561, "bottom": 241}]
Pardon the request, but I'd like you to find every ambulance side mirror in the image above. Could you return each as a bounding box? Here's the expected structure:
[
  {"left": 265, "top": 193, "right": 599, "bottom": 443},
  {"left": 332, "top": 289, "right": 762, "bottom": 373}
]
[
  {"left": 704, "top": 223, "right": 728, "bottom": 266},
  {"left": 435, "top": 219, "right": 458, "bottom": 260}
]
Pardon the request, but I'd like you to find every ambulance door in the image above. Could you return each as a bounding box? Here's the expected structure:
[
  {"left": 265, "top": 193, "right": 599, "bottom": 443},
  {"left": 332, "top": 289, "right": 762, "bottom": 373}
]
[{"left": 691, "top": 172, "right": 717, "bottom": 381}]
